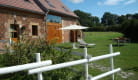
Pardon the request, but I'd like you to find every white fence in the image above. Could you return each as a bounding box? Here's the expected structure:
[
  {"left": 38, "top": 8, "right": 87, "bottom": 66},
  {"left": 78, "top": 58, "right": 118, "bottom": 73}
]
[{"left": 0, "top": 44, "right": 121, "bottom": 80}]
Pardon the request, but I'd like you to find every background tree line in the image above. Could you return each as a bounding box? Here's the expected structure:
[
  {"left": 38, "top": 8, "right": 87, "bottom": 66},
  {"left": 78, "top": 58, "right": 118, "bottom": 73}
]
[{"left": 74, "top": 10, "right": 138, "bottom": 41}]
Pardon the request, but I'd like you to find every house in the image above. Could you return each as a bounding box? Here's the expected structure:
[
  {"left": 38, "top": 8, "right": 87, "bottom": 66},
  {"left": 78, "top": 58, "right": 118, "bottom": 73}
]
[{"left": 0, "top": 0, "right": 81, "bottom": 49}]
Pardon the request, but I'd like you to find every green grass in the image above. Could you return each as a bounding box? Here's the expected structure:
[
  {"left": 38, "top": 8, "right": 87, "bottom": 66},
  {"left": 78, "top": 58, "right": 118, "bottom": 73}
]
[
  {"left": 84, "top": 32, "right": 138, "bottom": 80},
  {"left": 57, "top": 32, "right": 138, "bottom": 80}
]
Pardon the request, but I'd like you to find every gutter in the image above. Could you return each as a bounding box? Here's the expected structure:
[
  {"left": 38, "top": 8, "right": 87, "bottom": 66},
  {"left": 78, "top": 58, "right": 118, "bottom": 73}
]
[{"left": 44, "top": 10, "right": 49, "bottom": 41}]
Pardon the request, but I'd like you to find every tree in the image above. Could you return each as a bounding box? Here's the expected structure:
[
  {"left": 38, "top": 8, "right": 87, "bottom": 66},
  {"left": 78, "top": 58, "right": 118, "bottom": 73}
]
[
  {"left": 74, "top": 10, "right": 100, "bottom": 28},
  {"left": 133, "top": 13, "right": 138, "bottom": 19},
  {"left": 74, "top": 10, "right": 92, "bottom": 27},
  {"left": 92, "top": 16, "right": 100, "bottom": 26},
  {"left": 101, "top": 12, "right": 119, "bottom": 26},
  {"left": 117, "top": 15, "right": 127, "bottom": 24},
  {"left": 126, "top": 14, "right": 133, "bottom": 19}
]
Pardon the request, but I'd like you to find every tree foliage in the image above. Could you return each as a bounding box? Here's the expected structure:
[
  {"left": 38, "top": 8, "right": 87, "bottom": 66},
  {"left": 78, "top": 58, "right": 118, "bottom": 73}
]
[
  {"left": 74, "top": 10, "right": 138, "bottom": 41},
  {"left": 74, "top": 10, "right": 100, "bottom": 28},
  {"left": 121, "top": 19, "right": 138, "bottom": 42},
  {"left": 101, "top": 12, "right": 119, "bottom": 26}
]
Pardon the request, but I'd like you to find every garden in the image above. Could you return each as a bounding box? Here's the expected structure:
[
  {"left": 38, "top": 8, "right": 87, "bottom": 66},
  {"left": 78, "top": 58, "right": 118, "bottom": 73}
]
[{"left": 0, "top": 32, "right": 138, "bottom": 80}]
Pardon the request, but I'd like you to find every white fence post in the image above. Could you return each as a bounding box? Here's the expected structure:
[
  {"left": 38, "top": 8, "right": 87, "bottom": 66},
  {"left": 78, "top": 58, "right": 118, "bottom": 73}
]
[
  {"left": 84, "top": 47, "right": 89, "bottom": 80},
  {"left": 36, "top": 53, "right": 43, "bottom": 80},
  {"left": 73, "top": 42, "right": 78, "bottom": 49},
  {"left": 9, "top": 38, "right": 12, "bottom": 53},
  {"left": 109, "top": 44, "right": 114, "bottom": 80}
]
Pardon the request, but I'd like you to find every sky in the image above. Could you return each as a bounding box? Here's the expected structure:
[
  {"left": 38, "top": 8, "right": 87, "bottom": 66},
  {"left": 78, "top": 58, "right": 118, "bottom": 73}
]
[{"left": 61, "top": 0, "right": 138, "bottom": 18}]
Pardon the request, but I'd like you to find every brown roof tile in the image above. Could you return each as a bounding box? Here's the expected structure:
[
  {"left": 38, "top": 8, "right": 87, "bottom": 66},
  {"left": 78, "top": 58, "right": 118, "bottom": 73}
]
[
  {"left": 0, "top": 0, "right": 77, "bottom": 17},
  {"left": 0, "top": 0, "right": 44, "bottom": 14},
  {"left": 38, "top": 0, "right": 78, "bottom": 18}
]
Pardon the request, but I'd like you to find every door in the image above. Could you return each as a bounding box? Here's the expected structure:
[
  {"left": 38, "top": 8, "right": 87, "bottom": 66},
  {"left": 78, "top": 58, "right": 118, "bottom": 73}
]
[
  {"left": 10, "top": 24, "right": 19, "bottom": 42},
  {"left": 70, "top": 30, "right": 78, "bottom": 42},
  {"left": 47, "top": 22, "right": 62, "bottom": 43}
]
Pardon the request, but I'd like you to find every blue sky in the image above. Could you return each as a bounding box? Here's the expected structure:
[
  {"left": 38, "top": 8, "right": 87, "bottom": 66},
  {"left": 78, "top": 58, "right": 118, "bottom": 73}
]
[{"left": 61, "top": 0, "right": 138, "bottom": 18}]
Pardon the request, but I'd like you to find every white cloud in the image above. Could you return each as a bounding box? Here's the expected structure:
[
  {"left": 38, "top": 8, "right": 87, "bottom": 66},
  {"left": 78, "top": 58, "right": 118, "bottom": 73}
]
[
  {"left": 98, "top": 0, "right": 124, "bottom": 6},
  {"left": 124, "top": 0, "right": 136, "bottom": 5},
  {"left": 98, "top": 0, "right": 137, "bottom": 6},
  {"left": 69, "top": 0, "right": 84, "bottom": 4},
  {"left": 97, "top": 2, "right": 102, "bottom": 5}
]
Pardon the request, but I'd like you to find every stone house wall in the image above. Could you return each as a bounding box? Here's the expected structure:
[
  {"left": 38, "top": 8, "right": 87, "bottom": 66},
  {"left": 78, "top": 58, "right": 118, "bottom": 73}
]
[
  {"left": 0, "top": 8, "right": 45, "bottom": 49},
  {"left": 0, "top": 7, "right": 78, "bottom": 50},
  {"left": 62, "top": 17, "right": 77, "bottom": 43}
]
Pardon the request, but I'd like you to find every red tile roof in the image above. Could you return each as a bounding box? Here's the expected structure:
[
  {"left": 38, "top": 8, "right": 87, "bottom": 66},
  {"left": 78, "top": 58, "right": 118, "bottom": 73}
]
[
  {"left": 38, "top": 0, "right": 77, "bottom": 17},
  {"left": 0, "top": 0, "right": 44, "bottom": 14},
  {"left": 0, "top": 0, "right": 77, "bottom": 17}
]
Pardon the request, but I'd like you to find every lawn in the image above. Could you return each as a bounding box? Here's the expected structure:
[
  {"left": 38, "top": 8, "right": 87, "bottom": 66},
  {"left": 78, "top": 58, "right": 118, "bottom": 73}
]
[
  {"left": 58, "top": 32, "right": 138, "bottom": 80},
  {"left": 84, "top": 32, "right": 138, "bottom": 80}
]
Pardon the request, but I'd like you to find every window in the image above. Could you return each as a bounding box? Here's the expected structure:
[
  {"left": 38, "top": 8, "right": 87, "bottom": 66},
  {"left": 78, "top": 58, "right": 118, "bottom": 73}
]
[
  {"left": 45, "top": 0, "right": 55, "bottom": 8},
  {"left": 10, "top": 24, "right": 19, "bottom": 38},
  {"left": 32, "top": 25, "right": 38, "bottom": 36},
  {"left": 47, "top": 15, "right": 61, "bottom": 23}
]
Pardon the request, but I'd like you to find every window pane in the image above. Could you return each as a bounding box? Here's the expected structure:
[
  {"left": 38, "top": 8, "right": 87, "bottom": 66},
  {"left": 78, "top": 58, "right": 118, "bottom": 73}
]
[
  {"left": 10, "top": 24, "right": 19, "bottom": 38},
  {"left": 11, "top": 32, "right": 18, "bottom": 38},
  {"left": 47, "top": 15, "right": 61, "bottom": 23},
  {"left": 32, "top": 25, "right": 38, "bottom": 36}
]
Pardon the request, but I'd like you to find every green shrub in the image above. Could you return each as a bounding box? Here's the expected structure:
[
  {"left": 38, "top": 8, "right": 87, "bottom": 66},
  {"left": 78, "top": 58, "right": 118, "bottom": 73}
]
[
  {"left": 121, "top": 19, "right": 138, "bottom": 42},
  {"left": 90, "top": 26, "right": 106, "bottom": 31},
  {"left": 106, "top": 25, "right": 122, "bottom": 32},
  {"left": 0, "top": 38, "right": 83, "bottom": 80}
]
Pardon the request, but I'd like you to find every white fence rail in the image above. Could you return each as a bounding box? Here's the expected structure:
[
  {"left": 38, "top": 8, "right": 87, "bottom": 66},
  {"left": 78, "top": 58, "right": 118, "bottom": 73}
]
[
  {"left": 0, "top": 53, "right": 52, "bottom": 75},
  {"left": 91, "top": 68, "right": 121, "bottom": 80},
  {"left": 28, "top": 52, "right": 120, "bottom": 74},
  {"left": 0, "top": 44, "right": 121, "bottom": 80}
]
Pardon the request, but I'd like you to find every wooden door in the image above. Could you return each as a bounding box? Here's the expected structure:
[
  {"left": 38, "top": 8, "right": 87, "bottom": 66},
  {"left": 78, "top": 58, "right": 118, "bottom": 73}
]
[
  {"left": 47, "top": 22, "right": 62, "bottom": 43},
  {"left": 70, "top": 30, "right": 78, "bottom": 42}
]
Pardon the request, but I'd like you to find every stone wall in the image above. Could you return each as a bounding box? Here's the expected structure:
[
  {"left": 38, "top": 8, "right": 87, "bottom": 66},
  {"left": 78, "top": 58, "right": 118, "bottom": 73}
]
[
  {"left": 0, "top": 8, "right": 45, "bottom": 49},
  {"left": 62, "top": 17, "right": 77, "bottom": 43},
  {"left": 0, "top": 7, "right": 78, "bottom": 50}
]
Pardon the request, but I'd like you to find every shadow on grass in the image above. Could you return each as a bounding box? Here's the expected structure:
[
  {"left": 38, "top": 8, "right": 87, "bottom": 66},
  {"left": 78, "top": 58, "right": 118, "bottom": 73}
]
[
  {"left": 79, "top": 46, "right": 93, "bottom": 48},
  {"left": 124, "top": 67, "right": 138, "bottom": 72},
  {"left": 106, "top": 44, "right": 125, "bottom": 47},
  {"left": 57, "top": 46, "right": 72, "bottom": 49},
  {"left": 112, "top": 44, "right": 125, "bottom": 47}
]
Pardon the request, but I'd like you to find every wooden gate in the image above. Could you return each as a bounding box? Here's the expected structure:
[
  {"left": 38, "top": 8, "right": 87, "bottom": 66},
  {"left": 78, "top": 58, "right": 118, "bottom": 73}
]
[{"left": 47, "top": 22, "right": 62, "bottom": 43}]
